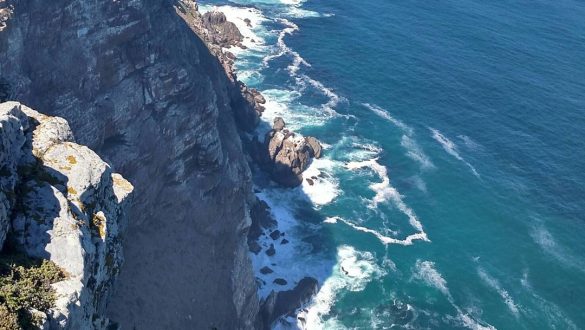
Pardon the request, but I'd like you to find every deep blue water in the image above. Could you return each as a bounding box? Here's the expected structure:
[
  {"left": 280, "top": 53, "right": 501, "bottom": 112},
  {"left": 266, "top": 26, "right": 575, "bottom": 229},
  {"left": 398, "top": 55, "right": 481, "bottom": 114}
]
[{"left": 200, "top": 1, "right": 585, "bottom": 328}]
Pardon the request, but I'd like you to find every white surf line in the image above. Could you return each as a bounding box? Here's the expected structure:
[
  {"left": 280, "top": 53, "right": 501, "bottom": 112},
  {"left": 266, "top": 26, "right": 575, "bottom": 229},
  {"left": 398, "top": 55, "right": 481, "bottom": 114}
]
[
  {"left": 364, "top": 103, "right": 434, "bottom": 169},
  {"left": 414, "top": 260, "right": 497, "bottom": 330},
  {"left": 430, "top": 127, "right": 480, "bottom": 178},
  {"left": 477, "top": 267, "right": 520, "bottom": 317},
  {"left": 325, "top": 216, "right": 427, "bottom": 246},
  {"left": 346, "top": 158, "right": 428, "bottom": 237},
  {"left": 364, "top": 103, "right": 414, "bottom": 135}
]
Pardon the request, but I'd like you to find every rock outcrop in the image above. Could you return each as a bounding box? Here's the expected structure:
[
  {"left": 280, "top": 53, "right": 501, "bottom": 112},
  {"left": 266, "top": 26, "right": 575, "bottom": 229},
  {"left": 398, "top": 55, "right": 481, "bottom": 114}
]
[
  {"left": 201, "top": 11, "right": 244, "bottom": 48},
  {"left": 0, "top": 1, "right": 260, "bottom": 328},
  {"left": 0, "top": 101, "right": 133, "bottom": 328},
  {"left": 254, "top": 117, "right": 323, "bottom": 187},
  {"left": 260, "top": 277, "right": 319, "bottom": 329}
]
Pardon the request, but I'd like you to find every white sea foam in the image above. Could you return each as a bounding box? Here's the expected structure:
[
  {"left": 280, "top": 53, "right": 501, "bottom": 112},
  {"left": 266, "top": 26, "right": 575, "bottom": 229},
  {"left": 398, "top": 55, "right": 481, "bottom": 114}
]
[
  {"left": 520, "top": 269, "right": 579, "bottom": 329},
  {"left": 199, "top": 5, "right": 269, "bottom": 51},
  {"left": 530, "top": 224, "right": 585, "bottom": 272},
  {"left": 301, "top": 158, "right": 340, "bottom": 206},
  {"left": 251, "top": 190, "right": 333, "bottom": 299},
  {"left": 300, "top": 246, "right": 385, "bottom": 329},
  {"left": 477, "top": 267, "right": 520, "bottom": 317},
  {"left": 299, "top": 74, "right": 344, "bottom": 115},
  {"left": 364, "top": 104, "right": 435, "bottom": 171},
  {"left": 345, "top": 158, "right": 428, "bottom": 238},
  {"left": 430, "top": 128, "right": 480, "bottom": 177},
  {"left": 363, "top": 103, "right": 414, "bottom": 135},
  {"left": 401, "top": 135, "right": 434, "bottom": 169},
  {"left": 412, "top": 260, "right": 496, "bottom": 330},
  {"left": 413, "top": 260, "right": 449, "bottom": 295},
  {"left": 325, "top": 216, "right": 427, "bottom": 246}
]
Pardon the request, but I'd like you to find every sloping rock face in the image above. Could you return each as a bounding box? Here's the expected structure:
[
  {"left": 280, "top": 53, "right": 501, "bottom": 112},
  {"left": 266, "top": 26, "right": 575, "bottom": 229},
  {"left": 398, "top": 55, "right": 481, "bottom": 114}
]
[
  {"left": 0, "top": 101, "right": 133, "bottom": 328},
  {"left": 253, "top": 117, "right": 323, "bottom": 187},
  {"left": 0, "top": 1, "right": 260, "bottom": 329}
]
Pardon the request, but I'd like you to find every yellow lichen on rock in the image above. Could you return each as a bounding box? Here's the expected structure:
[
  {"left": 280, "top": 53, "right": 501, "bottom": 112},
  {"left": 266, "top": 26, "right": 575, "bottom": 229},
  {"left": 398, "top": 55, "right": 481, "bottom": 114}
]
[{"left": 91, "top": 212, "right": 107, "bottom": 239}]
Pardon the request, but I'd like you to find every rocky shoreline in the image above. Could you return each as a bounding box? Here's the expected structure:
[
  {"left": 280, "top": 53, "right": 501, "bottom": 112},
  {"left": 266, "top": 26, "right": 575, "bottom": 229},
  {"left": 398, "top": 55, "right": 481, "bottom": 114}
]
[
  {"left": 189, "top": 5, "right": 324, "bottom": 328},
  {"left": 0, "top": 0, "right": 319, "bottom": 328}
]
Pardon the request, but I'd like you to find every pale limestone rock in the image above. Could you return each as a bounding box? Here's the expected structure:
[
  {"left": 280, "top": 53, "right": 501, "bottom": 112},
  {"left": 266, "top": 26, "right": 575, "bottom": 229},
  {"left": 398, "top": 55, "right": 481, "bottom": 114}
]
[{"left": 1, "top": 101, "right": 133, "bottom": 329}]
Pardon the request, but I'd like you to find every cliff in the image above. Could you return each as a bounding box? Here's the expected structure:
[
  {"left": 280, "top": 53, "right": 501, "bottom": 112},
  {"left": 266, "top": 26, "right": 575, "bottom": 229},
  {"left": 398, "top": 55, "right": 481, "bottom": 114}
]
[
  {"left": 0, "top": 101, "right": 133, "bottom": 328},
  {"left": 0, "top": 0, "right": 261, "bottom": 328}
]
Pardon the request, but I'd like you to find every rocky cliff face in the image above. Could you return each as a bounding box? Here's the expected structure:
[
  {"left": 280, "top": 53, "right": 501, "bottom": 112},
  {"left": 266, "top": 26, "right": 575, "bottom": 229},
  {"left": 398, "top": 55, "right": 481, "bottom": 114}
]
[
  {"left": 0, "top": 101, "right": 133, "bottom": 328},
  {"left": 0, "top": 0, "right": 260, "bottom": 329}
]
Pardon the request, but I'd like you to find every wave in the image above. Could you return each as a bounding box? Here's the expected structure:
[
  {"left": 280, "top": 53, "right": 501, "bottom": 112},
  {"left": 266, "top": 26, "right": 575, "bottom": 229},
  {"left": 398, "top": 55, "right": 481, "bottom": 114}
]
[
  {"left": 251, "top": 190, "right": 334, "bottom": 299},
  {"left": 412, "top": 260, "right": 496, "bottom": 330},
  {"left": 364, "top": 104, "right": 435, "bottom": 171},
  {"left": 477, "top": 267, "right": 520, "bottom": 317},
  {"left": 363, "top": 103, "right": 414, "bottom": 135},
  {"left": 520, "top": 269, "right": 579, "bottom": 329},
  {"left": 530, "top": 224, "right": 585, "bottom": 272},
  {"left": 325, "top": 216, "right": 428, "bottom": 246},
  {"left": 430, "top": 128, "right": 480, "bottom": 177},
  {"left": 401, "top": 135, "right": 435, "bottom": 169},
  {"left": 300, "top": 245, "right": 385, "bottom": 329},
  {"left": 301, "top": 158, "right": 340, "bottom": 206},
  {"left": 345, "top": 158, "right": 427, "bottom": 236},
  {"left": 299, "top": 74, "right": 344, "bottom": 115}
]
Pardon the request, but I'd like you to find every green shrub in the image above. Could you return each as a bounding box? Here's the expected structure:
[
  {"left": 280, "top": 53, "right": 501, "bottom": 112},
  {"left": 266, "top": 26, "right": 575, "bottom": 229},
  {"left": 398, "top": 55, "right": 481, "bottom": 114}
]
[{"left": 0, "top": 251, "right": 66, "bottom": 329}]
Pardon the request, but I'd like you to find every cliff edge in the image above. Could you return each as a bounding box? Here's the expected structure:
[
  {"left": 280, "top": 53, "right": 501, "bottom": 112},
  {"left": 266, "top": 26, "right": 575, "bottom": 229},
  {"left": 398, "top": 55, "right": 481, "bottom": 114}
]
[
  {"left": 0, "top": 0, "right": 260, "bottom": 328},
  {"left": 0, "top": 101, "right": 133, "bottom": 328}
]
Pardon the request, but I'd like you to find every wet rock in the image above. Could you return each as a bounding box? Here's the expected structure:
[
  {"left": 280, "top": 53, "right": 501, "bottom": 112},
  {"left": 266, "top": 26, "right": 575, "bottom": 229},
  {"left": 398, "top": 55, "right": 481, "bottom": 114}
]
[
  {"left": 253, "top": 119, "right": 323, "bottom": 187},
  {"left": 260, "top": 266, "right": 274, "bottom": 275},
  {"left": 249, "top": 198, "right": 277, "bottom": 244},
  {"left": 273, "top": 117, "right": 285, "bottom": 131},
  {"left": 201, "top": 11, "right": 243, "bottom": 48},
  {"left": 306, "top": 178, "right": 314, "bottom": 186},
  {"left": 244, "top": 18, "right": 252, "bottom": 27},
  {"left": 248, "top": 240, "right": 262, "bottom": 255},
  {"left": 266, "top": 244, "right": 276, "bottom": 256},
  {"left": 281, "top": 239, "right": 289, "bottom": 245},
  {"left": 273, "top": 278, "right": 288, "bottom": 285},
  {"left": 269, "top": 230, "right": 281, "bottom": 240},
  {"left": 305, "top": 136, "right": 323, "bottom": 159},
  {"left": 260, "top": 277, "right": 319, "bottom": 329}
]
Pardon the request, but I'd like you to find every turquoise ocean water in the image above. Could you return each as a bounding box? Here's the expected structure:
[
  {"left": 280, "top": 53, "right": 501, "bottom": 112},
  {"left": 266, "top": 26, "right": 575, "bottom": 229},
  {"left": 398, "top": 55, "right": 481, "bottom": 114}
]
[{"left": 200, "top": 1, "right": 585, "bottom": 328}]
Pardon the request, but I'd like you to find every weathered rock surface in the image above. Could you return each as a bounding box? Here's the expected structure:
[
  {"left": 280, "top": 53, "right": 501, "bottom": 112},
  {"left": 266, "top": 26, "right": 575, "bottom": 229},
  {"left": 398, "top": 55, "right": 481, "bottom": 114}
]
[
  {"left": 0, "top": 101, "right": 133, "bottom": 329},
  {"left": 254, "top": 117, "right": 323, "bottom": 187},
  {"left": 261, "top": 277, "right": 319, "bottom": 329},
  {"left": 202, "top": 11, "right": 243, "bottom": 48},
  {"left": 0, "top": 1, "right": 260, "bottom": 329}
]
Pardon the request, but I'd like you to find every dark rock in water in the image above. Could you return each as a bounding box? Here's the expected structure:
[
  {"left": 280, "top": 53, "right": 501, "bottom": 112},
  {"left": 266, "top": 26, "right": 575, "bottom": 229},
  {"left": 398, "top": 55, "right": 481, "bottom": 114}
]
[
  {"left": 305, "top": 136, "right": 323, "bottom": 159},
  {"left": 306, "top": 178, "right": 314, "bottom": 186},
  {"left": 202, "top": 11, "right": 243, "bottom": 48},
  {"left": 311, "top": 176, "right": 318, "bottom": 180},
  {"left": 273, "top": 278, "right": 288, "bottom": 285},
  {"left": 260, "top": 266, "right": 274, "bottom": 275},
  {"left": 248, "top": 240, "right": 262, "bottom": 255},
  {"left": 260, "top": 277, "right": 319, "bottom": 329},
  {"left": 273, "top": 117, "right": 285, "bottom": 131},
  {"left": 281, "top": 239, "right": 289, "bottom": 245},
  {"left": 244, "top": 18, "right": 252, "bottom": 27},
  {"left": 251, "top": 118, "right": 323, "bottom": 187},
  {"left": 249, "top": 198, "right": 277, "bottom": 243},
  {"left": 269, "top": 230, "right": 281, "bottom": 240},
  {"left": 266, "top": 244, "right": 276, "bottom": 256}
]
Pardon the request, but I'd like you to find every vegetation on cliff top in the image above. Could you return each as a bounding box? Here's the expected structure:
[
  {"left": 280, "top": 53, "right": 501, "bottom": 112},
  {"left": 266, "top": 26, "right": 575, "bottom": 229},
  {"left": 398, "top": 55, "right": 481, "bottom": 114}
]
[{"left": 0, "top": 249, "right": 66, "bottom": 329}]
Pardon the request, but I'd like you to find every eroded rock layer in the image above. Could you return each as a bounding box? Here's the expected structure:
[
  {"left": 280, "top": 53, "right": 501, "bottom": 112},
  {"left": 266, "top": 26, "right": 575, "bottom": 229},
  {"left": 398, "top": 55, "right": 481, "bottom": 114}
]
[
  {"left": 0, "top": 0, "right": 260, "bottom": 328},
  {"left": 0, "top": 101, "right": 133, "bottom": 328}
]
